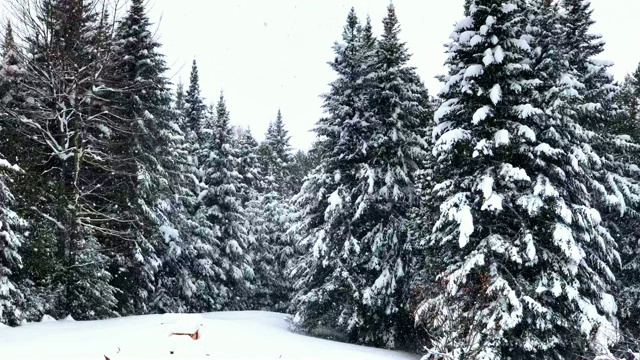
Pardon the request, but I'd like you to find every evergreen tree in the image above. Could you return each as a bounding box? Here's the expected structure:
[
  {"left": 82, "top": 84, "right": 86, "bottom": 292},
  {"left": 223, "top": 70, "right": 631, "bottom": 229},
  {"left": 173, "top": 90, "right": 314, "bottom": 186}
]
[
  {"left": 611, "top": 67, "right": 640, "bottom": 342},
  {"left": 235, "top": 128, "right": 268, "bottom": 309},
  {"left": 185, "top": 60, "right": 208, "bottom": 132},
  {"left": 151, "top": 82, "right": 198, "bottom": 313},
  {"left": 416, "top": 1, "right": 622, "bottom": 358},
  {"left": 193, "top": 93, "right": 253, "bottom": 310},
  {"left": 1, "top": 23, "right": 17, "bottom": 67},
  {"left": 262, "top": 110, "right": 294, "bottom": 195},
  {"left": 291, "top": 7, "right": 428, "bottom": 348},
  {"left": 291, "top": 8, "right": 369, "bottom": 343},
  {"left": 264, "top": 192, "right": 296, "bottom": 311},
  {"left": 236, "top": 128, "right": 262, "bottom": 198},
  {"left": 557, "top": 0, "right": 640, "bottom": 347},
  {"left": 179, "top": 60, "right": 208, "bottom": 221},
  {"left": 110, "top": 0, "right": 176, "bottom": 315},
  {"left": 244, "top": 192, "right": 270, "bottom": 310},
  {"left": 235, "top": 126, "right": 297, "bottom": 311},
  {"left": 150, "top": 62, "right": 214, "bottom": 313},
  {"left": 175, "top": 81, "right": 186, "bottom": 115},
  {"left": 0, "top": 22, "right": 28, "bottom": 169},
  {"left": 247, "top": 190, "right": 295, "bottom": 311},
  {"left": 356, "top": 4, "right": 430, "bottom": 347},
  {"left": 0, "top": 152, "right": 26, "bottom": 326},
  {"left": 181, "top": 60, "right": 207, "bottom": 216},
  {"left": 0, "top": 24, "right": 25, "bottom": 326}
]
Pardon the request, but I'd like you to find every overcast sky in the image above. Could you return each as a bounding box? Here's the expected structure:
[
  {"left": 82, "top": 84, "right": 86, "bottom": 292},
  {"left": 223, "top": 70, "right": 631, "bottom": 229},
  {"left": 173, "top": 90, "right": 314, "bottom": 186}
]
[{"left": 143, "top": 1, "right": 640, "bottom": 150}]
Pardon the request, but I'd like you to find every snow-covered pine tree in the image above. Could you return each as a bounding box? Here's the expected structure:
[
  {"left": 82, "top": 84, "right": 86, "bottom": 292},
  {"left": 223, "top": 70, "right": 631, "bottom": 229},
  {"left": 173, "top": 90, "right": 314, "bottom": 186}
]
[
  {"left": 185, "top": 60, "right": 208, "bottom": 133},
  {"left": 235, "top": 128, "right": 270, "bottom": 309},
  {"left": 265, "top": 191, "right": 296, "bottom": 311},
  {"left": 292, "top": 7, "right": 427, "bottom": 348},
  {"left": 291, "top": 8, "right": 371, "bottom": 344},
  {"left": 536, "top": 3, "right": 640, "bottom": 356},
  {"left": 236, "top": 128, "right": 262, "bottom": 199},
  {"left": 0, "top": 22, "right": 26, "bottom": 175},
  {"left": 403, "top": 59, "right": 439, "bottom": 345},
  {"left": 554, "top": 0, "right": 640, "bottom": 348},
  {"left": 110, "top": 0, "right": 176, "bottom": 315},
  {"left": 613, "top": 67, "right": 640, "bottom": 352},
  {"left": 0, "top": 57, "right": 26, "bottom": 325},
  {"left": 175, "top": 81, "right": 186, "bottom": 114},
  {"left": 194, "top": 93, "right": 253, "bottom": 311},
  {"left": 607, "top": 64, "right": 640, "bottom": 343},
  {"left": 151, "top": 62, "right": 214, "bottom": 313},
  {"left": 234, "top": 126, "right": 296, "bottom": 311},
  {"left": 0, "top": 157, "right": 25, "bottom": 326},
  {"left": 416, "top": 0, "right": 621, "bottom": 358},
  {"left": 350, "top": 4, "right": 429, "bottom": 348},
  {"left": 151, "top": 82, "right": 197, "bottom": 314},
  {"left": 556, "top": 0, "right": 633, "bottom": 180},
  {"left": 247, "top": 189, "right": 295, "bottom": 311},
  {"left": 181, "top": 60, "right": 208, "bottom": 220},
  {"left": 0, "top": 23, "right": 22, "bottom": 109},
  {"left": 244, "top": 190, "right": 271, "bottom": 310},
  {"left": 262, "top": 110, "right": 295, "bottom": 195},
  {"left": 1, "top": 23, "right": 17, "bottom": 65}
]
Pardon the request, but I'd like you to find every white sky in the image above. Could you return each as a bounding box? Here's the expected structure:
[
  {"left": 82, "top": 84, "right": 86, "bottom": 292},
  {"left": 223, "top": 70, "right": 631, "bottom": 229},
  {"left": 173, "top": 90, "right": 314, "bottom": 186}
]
[{"left": 17, "top": 0, "right": 636, "bottom": 150}]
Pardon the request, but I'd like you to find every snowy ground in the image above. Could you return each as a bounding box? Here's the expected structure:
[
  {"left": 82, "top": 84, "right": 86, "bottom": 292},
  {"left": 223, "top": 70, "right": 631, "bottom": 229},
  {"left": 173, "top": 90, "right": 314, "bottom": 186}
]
[{"left": 0, "top": 311, "right": 419, "bottom": 360}]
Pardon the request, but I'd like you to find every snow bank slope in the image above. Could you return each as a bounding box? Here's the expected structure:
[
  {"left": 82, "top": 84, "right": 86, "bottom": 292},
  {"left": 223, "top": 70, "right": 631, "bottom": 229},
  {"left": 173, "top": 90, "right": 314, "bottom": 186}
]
[{"left": 0, "top": 311, "right": 418, "bottom": 360}]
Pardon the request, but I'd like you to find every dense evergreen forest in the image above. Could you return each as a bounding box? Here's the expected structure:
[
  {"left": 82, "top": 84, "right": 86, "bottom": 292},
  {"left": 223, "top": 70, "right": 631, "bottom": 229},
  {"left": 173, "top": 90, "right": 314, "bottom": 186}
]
[{"left": 2, "top": 0, "right": 640, "bottom": 359}]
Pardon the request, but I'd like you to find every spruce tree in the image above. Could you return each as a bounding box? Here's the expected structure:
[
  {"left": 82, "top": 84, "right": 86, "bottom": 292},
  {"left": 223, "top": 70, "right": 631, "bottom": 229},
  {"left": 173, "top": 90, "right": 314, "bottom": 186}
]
[
  {"left": 110, "top": 0, "right": 176, "bottom": 315},
  {"left": 175, "top": 81, "right": 186, "bottom": 116},
  {"left": 235, "top": 128, "right": 267, "bottom": 309},
  {"left": 151, "top": 82, "right": 199, "bottom": 313},
  {"left": 417, "top": 1, "right": 621, "bottom": 358},
  {"left": 556, "top": 0, "right": 640, "bottom": 347},
  {"left": 235, "top": 126, "right": 296, "bottom": 311},
  {"left": 0, "top": 153, "right": 25, "bottom": 326},
  {"left": 244, "top": 192, "right": 270, "bottom": 309},
  {"left": 265, "top": 192, "right": 296, "bottom": 311},
  {"left": 194, "top": 93, "right": 253, "bottom": 310},
  {"left": 609, "top": 68, "right": 640, "bottom": 345},
  {"left": 262, "top": 110, "right": 294, "bottom": 195},
  {"left": 181, "top": 60, "right": 207, "bottom": 217},
  {"left": 236, "top": 128, "right": 262, "bottom": 198},
  {"left": 151, "top": 62, "right": 216, "bottom": 313},
  {"left": 0, "top": 26, "right": 24, "bottom": 326},
  {"left": 185, "top": 60, "right": 208, "bottom": 133},
  {"left": 0, "top": 22, "right": 30, "bottom": 171},
  {"left": 357, "top": 4, "right": 430, "bottom": 347},
  {"left": 614, "top": 73, "right": 640, "bottom": 352},
  {"left": 291, "top": 8, "right": 369, "bottom": 342},
  {"left": 247, "top": 189, "right": 295, "bottom": 311},
  {"left": 292, "top": 7, "right": 428, "bottom": 348}
]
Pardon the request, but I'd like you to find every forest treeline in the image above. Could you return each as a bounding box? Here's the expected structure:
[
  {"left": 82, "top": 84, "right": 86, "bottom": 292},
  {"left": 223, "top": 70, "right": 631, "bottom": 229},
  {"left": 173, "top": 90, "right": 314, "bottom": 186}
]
[{"left": 2, "top": 0, "right": 640, "bottom": 359}]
